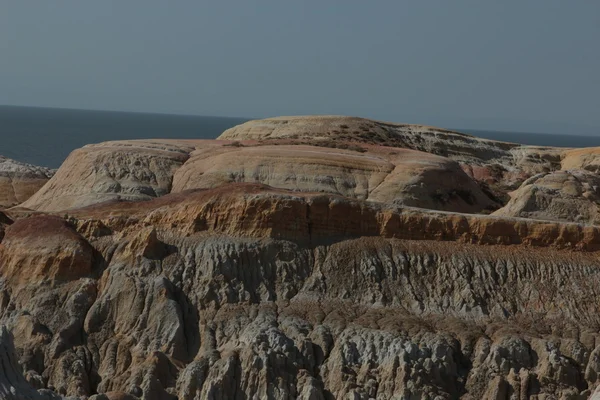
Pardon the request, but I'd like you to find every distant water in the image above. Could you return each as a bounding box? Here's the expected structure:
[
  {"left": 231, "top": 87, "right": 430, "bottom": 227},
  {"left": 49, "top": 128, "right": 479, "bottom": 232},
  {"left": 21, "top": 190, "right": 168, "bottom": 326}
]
[
  {"left": 0, "top": 106, "right": 249, "bottom": 168},
  {"left": 2, "top": 106, "right": 600, "bottom": 168},
  {"left": 460, "top": 128, "right": 600, "bottom": 148}
]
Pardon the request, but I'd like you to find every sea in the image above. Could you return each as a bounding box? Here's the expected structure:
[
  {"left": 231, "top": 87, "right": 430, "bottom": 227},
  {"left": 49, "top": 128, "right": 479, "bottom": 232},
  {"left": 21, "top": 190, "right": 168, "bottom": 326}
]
[
  {"left": 0, "top": 106, "right": 249, "bottom": 169},
  {"left": 2, "top": 105, "right": 600, "bottom": 169}
]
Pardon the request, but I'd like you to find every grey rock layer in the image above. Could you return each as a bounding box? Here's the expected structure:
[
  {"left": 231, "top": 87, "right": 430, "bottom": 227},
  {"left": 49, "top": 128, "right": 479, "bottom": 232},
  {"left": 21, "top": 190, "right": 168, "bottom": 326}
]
[
  {"left": 0, "top": 326, "right": 62, "bottom": 399},
  {"left": 2, "top": 206, "right": 600, "bottom": 399}
]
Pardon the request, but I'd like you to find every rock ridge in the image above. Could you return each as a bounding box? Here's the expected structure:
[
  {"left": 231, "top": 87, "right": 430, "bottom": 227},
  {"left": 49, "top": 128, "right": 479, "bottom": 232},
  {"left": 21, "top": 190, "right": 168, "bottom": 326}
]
[{"left": 69, "top": 183, "right": 600, "bottom": 252}]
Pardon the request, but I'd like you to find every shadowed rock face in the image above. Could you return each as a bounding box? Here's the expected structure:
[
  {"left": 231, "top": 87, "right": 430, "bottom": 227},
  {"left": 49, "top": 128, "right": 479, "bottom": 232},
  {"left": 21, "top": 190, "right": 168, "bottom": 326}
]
[
  {"left": 0, "top": 326, "right": 63, "bottom": 399},
  {"left": 6, "top": 116, "right": 600, "bottom": 399}
]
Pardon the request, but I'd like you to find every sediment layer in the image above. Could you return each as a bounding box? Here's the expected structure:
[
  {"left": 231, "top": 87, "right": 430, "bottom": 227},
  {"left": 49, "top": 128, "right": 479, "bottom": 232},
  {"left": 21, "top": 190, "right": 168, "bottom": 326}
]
[{"left": 3, "top": 116, "right": 600, "bottom": 399}]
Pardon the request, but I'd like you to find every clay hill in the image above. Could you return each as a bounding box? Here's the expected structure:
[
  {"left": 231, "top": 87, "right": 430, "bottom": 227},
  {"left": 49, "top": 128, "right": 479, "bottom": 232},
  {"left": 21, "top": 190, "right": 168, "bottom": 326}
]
[{"left": 2, "top": 116, "right": 600, "bottom": 399}]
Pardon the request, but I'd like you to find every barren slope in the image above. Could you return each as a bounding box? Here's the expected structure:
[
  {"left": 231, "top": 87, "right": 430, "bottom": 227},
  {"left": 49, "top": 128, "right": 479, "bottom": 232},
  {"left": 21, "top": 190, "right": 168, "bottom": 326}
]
[
  {"left": 21, "top": 137, "right": 500, "bottom": 214},
  {"left": 21, "top": 140, "right": 203, "bottom": 212},
  {"left": 6, "top": 116, "right": 600, "bottom": 399}
]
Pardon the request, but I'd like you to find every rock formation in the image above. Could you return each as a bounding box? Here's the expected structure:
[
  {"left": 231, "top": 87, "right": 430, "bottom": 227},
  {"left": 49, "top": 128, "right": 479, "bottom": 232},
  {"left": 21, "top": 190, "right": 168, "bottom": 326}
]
[
  {"left": 0, "top": 156, "right": 53, "bottom": 208},
  {"left": 494, "top": 170, "right": 600, "bottom": 224},
  {"left": 19, "top": 116, "right": 569, "bottom": 215},
  {"left": 0, "top": 326, "right": 64, "bottom": 399},
  {"left": 217, "top": 115, "right": 561, "bottom": 169},
  {"left": 219, "top": 116, "right": 565, "bottom": 204},
  {"left": 171, "top": 144, "right": 500, "bottom": 214},
  {"left": 21, "top": 140, "right": 200, "bottom": 212},
  {"left": 20, "top": 139, "right": 503, "bottom": 215},
  {"left": 5, "top": 116, "right": 600, "bottom": 399}
]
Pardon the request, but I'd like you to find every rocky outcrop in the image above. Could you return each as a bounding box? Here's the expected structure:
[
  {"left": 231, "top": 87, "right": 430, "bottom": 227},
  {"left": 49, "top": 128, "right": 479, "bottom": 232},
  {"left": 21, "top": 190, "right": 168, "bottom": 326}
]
[
  {"left": 562, "top": 148, "right": 600, "bottom": 172},
  {"left": 217, "top": 115, "right": 517, "bottom": 162},
  {"left": 19, "top": 138, "right": 501, "bottom": 214},
  {"left": 20, "top": 140, "right": 203, "bottom": 212},
  {"left": 0, "top": 326, "right": 64, "bottom": 399},
  {"left": 494, "top": 170, "right": 600, "bottom": 224},
  {"left": 18, "top": 116, "right": 577, "bottom": 215},
  {"left": 0, "top": 156, "right": 53, "bottom": 208},
  {"left": 217, "top": 115, "right": 563, "bottom": 169},
  {"left": 0, "top": 212, "right": 13, "bottom": 242},
  {"left": 172, "top": 144, "right": 499, "bottom": 214},
  {"left": 218, "top": 116, "right": 567, "bottom": 205},
  {"left": 0, "top": 216, "right": 97, "bottom": 284},
  {"left": 7, "top": 116, "right": 600, "bottom": 399},
  {"left": 2, "top": 184, "right": 600, "bottom": 398},
  {"left": 67, "top": 183, "right": 600, "bottom": 251}
]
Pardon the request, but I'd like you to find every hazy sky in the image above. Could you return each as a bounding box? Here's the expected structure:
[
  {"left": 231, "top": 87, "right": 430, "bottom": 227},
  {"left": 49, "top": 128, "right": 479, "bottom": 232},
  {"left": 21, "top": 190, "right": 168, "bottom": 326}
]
[{"left": 1, "top": 1, "right": 599, "bottom": 133}]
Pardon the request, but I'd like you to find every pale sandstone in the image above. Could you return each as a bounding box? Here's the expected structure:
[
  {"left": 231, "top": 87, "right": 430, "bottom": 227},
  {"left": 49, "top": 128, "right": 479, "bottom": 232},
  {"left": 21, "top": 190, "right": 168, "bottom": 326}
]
[
  {"left": 219, "top": 116, "right": 569, "bottom": 202},
  {"left": 19, "top": 116, "right": 584, "bottom": 215},
  {"left": 217, "top": 115, "right": 517, "bottom": 162},
  {"left": 0, "top": 156, "right": 53, "bottom": 208},
  {"left": 562, "top": 148, "right": 600, "bottom": 172},
  {"left": 21, "top": 138, "right": 499, "bottom": 214},
  {"left": 20, "top": 140, "right": 204, "bottom": 212},
  {"left": 217, "top": 115, "right": 563, "bottom": 169},
  {"left": 172, "top": 145, "right": 498, "bottom": 213},
  {"left": 494, "top": 170, "right": 600, "bottom": 224}
]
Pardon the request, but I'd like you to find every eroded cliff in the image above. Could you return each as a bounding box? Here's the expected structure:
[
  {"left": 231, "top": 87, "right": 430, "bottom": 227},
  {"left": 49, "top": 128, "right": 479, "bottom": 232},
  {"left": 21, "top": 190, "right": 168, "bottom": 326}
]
[
  {"left": 3, "top": 116, "right": 600, "bottom": 399},
  {"left": 2, "top": 184, "right": 600, "bottom": 399}
]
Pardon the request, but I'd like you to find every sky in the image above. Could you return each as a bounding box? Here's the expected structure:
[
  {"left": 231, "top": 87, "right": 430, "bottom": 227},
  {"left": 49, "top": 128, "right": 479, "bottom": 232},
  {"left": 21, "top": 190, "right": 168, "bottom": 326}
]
[{"left": 1, "top": 1, "right": 599, "bottom": 134}]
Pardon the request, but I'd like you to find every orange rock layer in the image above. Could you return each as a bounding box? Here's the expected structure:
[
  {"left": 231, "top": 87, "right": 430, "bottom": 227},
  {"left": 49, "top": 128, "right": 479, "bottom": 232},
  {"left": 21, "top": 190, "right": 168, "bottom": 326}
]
[{"left": 71, "top": 183, "right": 600, "bottom": 252}]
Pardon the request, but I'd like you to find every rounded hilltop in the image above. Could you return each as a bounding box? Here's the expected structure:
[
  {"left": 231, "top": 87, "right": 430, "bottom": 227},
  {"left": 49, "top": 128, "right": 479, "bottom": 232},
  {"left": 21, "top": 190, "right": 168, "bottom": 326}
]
[
  {"left": 18, "top": 134, "right": 500, "bottom": 215},
  {"left": 1, "top": 114, "right": 590, "bottom": 225},
  {"left": 218, "top": 115, "right": 520, "bottom": 162},
  {"left": 7, "top": 114, "right": 581, "bottom": 220},
  {"left": 219, "top": 115, "right": 472, "bottom": 141},
  {"left": 494, "top": 169, "right": 600, "bottom": 224}
]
